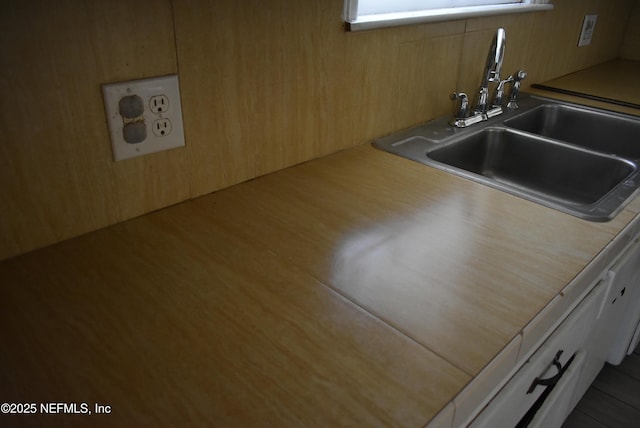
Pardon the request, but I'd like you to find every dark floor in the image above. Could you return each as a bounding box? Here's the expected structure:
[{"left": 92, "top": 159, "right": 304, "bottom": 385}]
[{"left": 563, "top": 343, "right": 640, "bottom": 428}]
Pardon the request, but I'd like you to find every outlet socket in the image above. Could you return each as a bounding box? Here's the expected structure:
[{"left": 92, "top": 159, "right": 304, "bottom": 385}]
[
  {"left": 578, "top": 14, "right": 597, "bottom": 47},
  {"left": 149, "top": 95, "right": 169, "bottom": 114},
  {"left": 102, "top": 75, "right": 185, "bottom": 161},
  {"left": 152, "top": 118, "right": 172, "bottom": 137}
]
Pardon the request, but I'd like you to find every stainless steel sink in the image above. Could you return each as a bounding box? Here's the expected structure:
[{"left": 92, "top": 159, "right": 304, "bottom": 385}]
[
  {"left": 373, "top": 95, "right": 640, "bottom": 221},
  {"left": 428, "top": 128, "right": 635, "bottom": 206},
  {"left": 504, "top": 104, "right": 640, "bottom": 159}
]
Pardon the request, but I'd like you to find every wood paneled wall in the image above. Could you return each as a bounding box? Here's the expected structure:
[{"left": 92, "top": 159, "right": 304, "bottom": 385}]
[
  {"left": 621, "top": 0, "right": 640, "bottom": 60},
  {"left": 0, "top": 0, "right": 188, "bottom": 260},
  {"left": 0, "top": 0, "right": 636, "bottom": 260}
]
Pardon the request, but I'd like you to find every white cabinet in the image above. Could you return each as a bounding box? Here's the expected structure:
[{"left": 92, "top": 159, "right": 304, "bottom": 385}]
[
  {"left": 573, "top": 242, "right": 640, "bottom": 403},
  {"left": 604, "top": 239, "right": 640, "bottom": 364},
  {"left": 570, "top": 237, "right": 640, "bottom": 412},
  {"left": 469, "top": 282, "right": 605, "bottom": 428}
]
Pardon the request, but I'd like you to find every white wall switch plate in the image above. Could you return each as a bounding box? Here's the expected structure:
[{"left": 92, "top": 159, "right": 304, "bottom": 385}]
[
  {"left": 578, "top": 14, "right": 597, "bottom": 47},
  {"left": 102, "top": 75, "right": 185, "bottom": 161}
]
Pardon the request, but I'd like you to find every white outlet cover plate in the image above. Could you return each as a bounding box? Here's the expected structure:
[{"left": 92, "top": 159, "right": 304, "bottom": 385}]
[
  {"left": 578, "top": 14, "right": 597, "bottom": 47},
  {"left": 102, "top": 74, "right": 185, "bottom": 161}
]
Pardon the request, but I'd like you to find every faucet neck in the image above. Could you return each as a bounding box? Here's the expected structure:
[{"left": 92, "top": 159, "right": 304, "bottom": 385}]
[
  {"left": 483, "top": 27, "right": 506, "bottom": 87},
  {"left": 475, "top": 27, "right": 506, "bottom": 114}
]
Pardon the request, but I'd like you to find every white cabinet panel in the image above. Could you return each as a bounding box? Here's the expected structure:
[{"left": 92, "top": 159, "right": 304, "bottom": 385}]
[{"left": 606, "top": 239, "right": 640, "bottom": 364}]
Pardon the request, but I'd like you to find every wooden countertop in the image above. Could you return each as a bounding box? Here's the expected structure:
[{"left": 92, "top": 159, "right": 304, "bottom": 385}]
[
  {"left": 3, "top": 80, "right": 640, "bottom": 426},
  {"left": 530, "top": 59, "right": 640, "bottom": 116},
  {"left": 2, "top": 144, "right": 640, "bottom": 427}
]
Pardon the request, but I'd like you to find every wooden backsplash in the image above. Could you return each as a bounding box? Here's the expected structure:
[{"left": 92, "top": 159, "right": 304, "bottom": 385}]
[{"left": 0, "top": 0, "right": 636, "bottom": 261}]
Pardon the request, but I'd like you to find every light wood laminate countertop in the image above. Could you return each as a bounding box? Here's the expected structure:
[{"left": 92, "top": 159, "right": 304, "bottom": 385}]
[
  {"left": 2, "top": 68, "right": 640, "bottom": 427},
  {"left": 530, "top": 59, "right": 640, "bottom": 116}
]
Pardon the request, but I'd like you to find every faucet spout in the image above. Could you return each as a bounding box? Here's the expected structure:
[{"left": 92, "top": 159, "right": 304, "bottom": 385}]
[
  {"left": 475, "top": 27, "right": 506, "bottom": 114},
  {"left": 483, "top": 27, "right": 506, "bottom": 86}
]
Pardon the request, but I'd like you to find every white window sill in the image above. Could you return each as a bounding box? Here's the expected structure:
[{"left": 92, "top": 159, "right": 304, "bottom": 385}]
[{"left": 346, "top": 3, "right": 553, "bottom": 31}]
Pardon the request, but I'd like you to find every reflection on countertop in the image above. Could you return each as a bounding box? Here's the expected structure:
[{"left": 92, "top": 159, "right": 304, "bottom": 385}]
[{"left": 532, "top": 59, "right": 640, "bottom": 111}]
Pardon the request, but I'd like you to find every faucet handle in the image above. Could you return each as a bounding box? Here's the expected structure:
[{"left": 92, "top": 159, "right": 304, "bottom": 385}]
[
  {"left": 451, "top": 92, "right": 470, "bottom": 119},
  {"left": 512, "top": 69, "right": 527, "bottom": 81},
  {"left": 493, "top": 76, "right": 514, "bottom": 107},
  {"left": 507, "top": 70, "right": 527, "bottom": 109}
]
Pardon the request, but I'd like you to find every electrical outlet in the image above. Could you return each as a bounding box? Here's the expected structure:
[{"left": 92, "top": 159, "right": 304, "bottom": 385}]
[
  {"left": 102, "top": 75, "right": 185, "bottom": 161},
  {"left": 149, "top": 95, "right": 169, "bottom": 114},
  {"left": 152, "top": 118, "right": 172, "bottom": 137},
  {"left": 578, "top": 14, "right": 597, "bottom": 47}
]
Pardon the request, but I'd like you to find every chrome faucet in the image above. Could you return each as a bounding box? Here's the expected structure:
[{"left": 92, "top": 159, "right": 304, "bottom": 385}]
[
  {"left": 475, "top": 27, "right": 506, "bottom": 116},
  {"left": 451, "top": 28, "right": 513, "bottom": 128}
]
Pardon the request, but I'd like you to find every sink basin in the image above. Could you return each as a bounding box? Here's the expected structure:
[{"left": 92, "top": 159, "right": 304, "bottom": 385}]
[
  {"left": 427, "top": 128, "right": 636, "bottom": 207},
  {"left": 373, "top": 95, "right": 640, "bottom": 221},
  {"left": 504, "top": 104, "right": 640, "bottom": 159}
]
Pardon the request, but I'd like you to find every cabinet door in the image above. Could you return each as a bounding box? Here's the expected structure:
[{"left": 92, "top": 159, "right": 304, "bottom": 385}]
[
  {"left": 572, "top": 274, "right": 618, "bottom": 412},
  {"left": 469, "top": 283, "right": 604, "bottom": 428},
  {"left": 606, "top": 239, "right": 640, "bottom": 365}
]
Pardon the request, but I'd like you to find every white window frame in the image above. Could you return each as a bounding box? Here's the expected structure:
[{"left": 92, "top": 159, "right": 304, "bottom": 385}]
[{"left": 344, "top": 0, "right": 553, "bottom": 31}]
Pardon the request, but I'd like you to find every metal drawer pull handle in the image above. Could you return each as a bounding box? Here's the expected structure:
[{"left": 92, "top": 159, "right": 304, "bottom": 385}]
[{"left": 526, "top": 350, "right": 565, "bottom": 394}]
